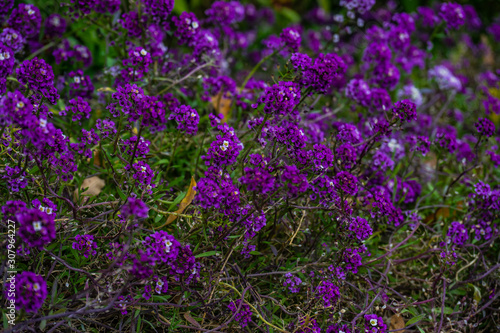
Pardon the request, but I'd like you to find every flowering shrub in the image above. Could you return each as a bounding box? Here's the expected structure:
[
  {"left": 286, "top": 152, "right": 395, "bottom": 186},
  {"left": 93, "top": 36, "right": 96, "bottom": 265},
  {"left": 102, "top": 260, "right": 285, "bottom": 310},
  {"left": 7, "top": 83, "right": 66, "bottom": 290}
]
[{"left": 0, "top": 0, "right": 499, "bottom": 332}]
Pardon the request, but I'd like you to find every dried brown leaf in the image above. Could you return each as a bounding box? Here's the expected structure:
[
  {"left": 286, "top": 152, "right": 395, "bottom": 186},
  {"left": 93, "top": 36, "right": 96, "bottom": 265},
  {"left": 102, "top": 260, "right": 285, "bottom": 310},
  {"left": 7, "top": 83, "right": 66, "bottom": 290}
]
[
  {"left": 389, "top": 314, "right": 405, "bottom": 332},
  {"left": 183, "top": 312, "right": 201, "bottom": 328},
  {"left": 211, "top": 92, "right": 232, "bottom": 123},
  {"left": 74, "top": 176, "right": 105, "bottom": 201},
  {"left": 165, "top": 176, "right": 197, "bottom": 225}
]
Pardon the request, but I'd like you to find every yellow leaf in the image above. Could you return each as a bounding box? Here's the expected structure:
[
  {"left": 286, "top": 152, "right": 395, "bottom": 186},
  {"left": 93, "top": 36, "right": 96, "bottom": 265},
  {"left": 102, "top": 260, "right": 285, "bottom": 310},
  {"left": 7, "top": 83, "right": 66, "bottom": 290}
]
[
  {"left": 211, "top": 92, "right": 232, "bottom": 123},
  {"left": 164, "top": 176, "right": 197, "bottom": 225},
  {"left": 97, "top": 87, "right": 116, "bottom": 93},
  {"left": 389, "top": 314, "right": 405, "bottom": 332}
]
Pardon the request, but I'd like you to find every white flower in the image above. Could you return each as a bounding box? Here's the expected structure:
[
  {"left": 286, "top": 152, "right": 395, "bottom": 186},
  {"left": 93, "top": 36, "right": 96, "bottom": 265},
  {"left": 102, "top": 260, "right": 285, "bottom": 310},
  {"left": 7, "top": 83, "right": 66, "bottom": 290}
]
[
  {"left": 39, "top": 119, "right": 47, "bottom": 128},
  {"left": 33, "top": 283, "right": 40, "bottom": 291},
  {"left": 33, "top": 221, "right": 42, "bottom": 232},
  {"left": 370, "top": 318, "right": 378, "bottom": 326},
  {"left": 39, "top": 206, "right": 46, "bottom": 213},
  {"left": 28, "top": 9, "right": 35, "bottom": 16},
  {"left": 140, "top": 166, "right": 147, "bottom": 172},
  {"left": 192, "top": 22, "right": 199, "bottom": 29},
  {"left": 17, "top": 102, "right": 25, "bottom": 108},
  {"left": 140, "top": 49, "right": 148, "bottom": 56}
]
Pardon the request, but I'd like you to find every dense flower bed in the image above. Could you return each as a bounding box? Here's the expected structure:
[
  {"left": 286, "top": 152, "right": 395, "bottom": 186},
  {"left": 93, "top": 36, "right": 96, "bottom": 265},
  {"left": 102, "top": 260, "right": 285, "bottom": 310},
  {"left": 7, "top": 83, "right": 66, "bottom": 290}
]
[{"left": 0, "top": 0, "right": 499, "bottom": 332}]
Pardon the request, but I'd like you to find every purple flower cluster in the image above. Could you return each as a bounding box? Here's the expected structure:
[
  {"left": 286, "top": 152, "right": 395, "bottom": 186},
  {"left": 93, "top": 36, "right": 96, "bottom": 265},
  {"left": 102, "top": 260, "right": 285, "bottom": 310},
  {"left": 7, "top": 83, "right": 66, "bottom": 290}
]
[
  {"left": 392, "top": 99, "right": 417, "bottom": 123},
  {"left": 72, "top": 234, "right": 98, "bottom": 258},
  {"left": 228, "top": 300, "right": 252, "bottom": 328},
  {"left": 475, "top": 117, "right": 496, "bottom": 137},
  {"left": 364, "top": 314, "right": 387, "bottom": 333},
  {"left": 17, "top": 57, "right": 59, "bottom": 104},
  {"left": 16, "top": 207, "right": 56, "bottom": 250},
  {"left": 168, "top": 105, "right": 200, "bottom": 135},
  {"left": 5, "top": 271, "right": 47, "bottom": 313},
  {"left": 253, "top": 81, "right": 301, "bottom": 117},
  {"left": 120, "top": 197, "right": 149, "bottom": 219},
  {"left": 8, "top": 4, "right": 41, "bottom": 38},
  {"left": 439, "top": 2, "right": 465, "bottom": 29},
  {"left": 283, "top": 272, "right": 302, "bottom": 293}
]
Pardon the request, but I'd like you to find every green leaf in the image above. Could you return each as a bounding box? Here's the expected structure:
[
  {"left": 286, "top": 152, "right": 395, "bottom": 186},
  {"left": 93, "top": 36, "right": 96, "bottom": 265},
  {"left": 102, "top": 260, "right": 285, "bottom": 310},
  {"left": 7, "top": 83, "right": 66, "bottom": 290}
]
[
  {"left": 407, "top": 314, "right": 425, "bottom": 325},
  {"left": 278, "top": 8, "right": 301, "bottom": 23},
  {"left": 249, "top": 251, "right": 262, "bottom": 255},
  {"left": 173, "top": 0, "right": 188, "bottom": 15},
  {"left": 195, "top": 251, "right": 220, "bottom": 258}
]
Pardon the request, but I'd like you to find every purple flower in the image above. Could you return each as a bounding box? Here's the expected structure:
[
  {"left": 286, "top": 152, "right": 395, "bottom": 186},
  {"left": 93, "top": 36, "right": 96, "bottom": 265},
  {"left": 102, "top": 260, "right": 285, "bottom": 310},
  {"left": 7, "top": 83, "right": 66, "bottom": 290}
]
[
  {"left": 2, "top": 200, "right": 27, "bottom": 222},
  {"left": 475, "top": 118, "right": 495, "bottom": 137},
  {"left": 301, "top": 53, "right": 347, "bottom": 93},
  {"left": 205, "top": 1, "right": 245, "bottom": 25},
  {"left": 340, "top": 0, "right": 375, "bottom": 14},
  {"left": 254, "top": 81, "right": 301, "bottom": 117},
  {"left": 45, "top": 14, "right": 67, "bottom": 38},
  {"left": 68, "top": 69, "right": 94, "bottom": 99},
  {"left": 32, "top": 198, "right": 57, "bottom": 216},
  {"left": 345, "top": 79, "right": 371, "bottom": 107},
  {"left": 240, "top": 166, "right": 275, "bottom": 195},
  {"left": 228, "top": 300, "right": 252, "bottom": 328},
  {"left": 7, "top": 4, "right": 41, "bottom": 38},
  {"left": 0, "top": 43, "right": 14, "bottom": 78},
  {"left": 373, "top": 62, "right": 400, "bottom": 90},
  {"left": 201, "top": 126, "right": 242, "bottom": 166},
  {"left": 281, "top": 165, "right": 309, "bottom": 197},
  {"left": 16, "top": 57, "right": 60, "bottom": 104},
  {"left": 327, "top": 324, "right": 352, "bottom": 333},
  {"left": 488, "top": 23, "right": 500, "bottom": 42},
  {"left": 94, "top": 0, "right": 120, "bottom": 13},
  {"left": 5, "top": 271, "right": 47, "bottom": 313},
  {"left": 74, "top": 44, "right": 92, "bottom": 67},
  {"left": 280, "top": 27, "right": 301, "bottom": 51},
  {"left": 0, "top": 28, "right": 25, "bottom": 53},
  {"left": 365, "top": 314, "right": 388, "bottom": 333},
  {"left": 122, "top": 46, "right": 152, "bottom": 81},
  {"left": 168, "top": 105, "right": 199, "bottom": 135},
  {"left": 121, "top": 197, "right": 149, "bottom": 219},
  {"left": 397, "top": 84, "right": 423, "bottom": 107},
  {"left": 370, "top": 87, "right": 392, "bottom": 111},
  {"left": 315, "top": 280, "right": 340, "bottom": 307},
  {"left": 439, "top": 2, "right": 465, "bottom": 30},
  {"left": 0, "top": 0, "right": 14, "bottom": 23},
  {"left": 418, "top": 6, "right": 438, "bottom": 27},
  {"left": 348, "top": 216, "right": 372, "bottom": 241},
  {"left": 333, "top": 171, "right": 358, "bottom": 196},
  {"left": 392, "top": 99, "right": 417, "bottom": 123},
  {"left": 363, "top": 42, "right": 392, "bottom": 66},
  {"left": 66, "top": 97, "right": 92, "bottom": 123},
  {"left": 16, "top": 208, "right": 56, "bottom": 250},
  {"left": 283, "top": 272, "right": 302, "bottom": 293},
  {"left": 143, "top": 0, "right": 174, "bottom": 22},
  {"left": 429, "top": 65, "right": 462, "bottom": 91},
  {"left": 142, "top": 230, "right": 181, "bottom": 264},
  {"left": 2, "top": 165, "right": 28, "bottom": 192},
  {"left": 173, "top": 12, "right": 200, "bottom": 44},
  {"left": 447, "top": 221, "right": 469, "bottom": 246},
  {"left": 123, "top": 136, "right": 150, "bottom": 158},
  {"left": 72, "top": 234, "right": 98, "bottom": 258}
]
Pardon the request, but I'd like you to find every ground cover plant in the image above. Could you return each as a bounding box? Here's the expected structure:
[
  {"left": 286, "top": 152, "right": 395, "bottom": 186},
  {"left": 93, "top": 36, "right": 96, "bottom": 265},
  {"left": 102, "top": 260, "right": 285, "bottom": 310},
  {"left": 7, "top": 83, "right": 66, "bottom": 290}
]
[{"left": 0, "top": 0, "right": 499, "bottom": 332}]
